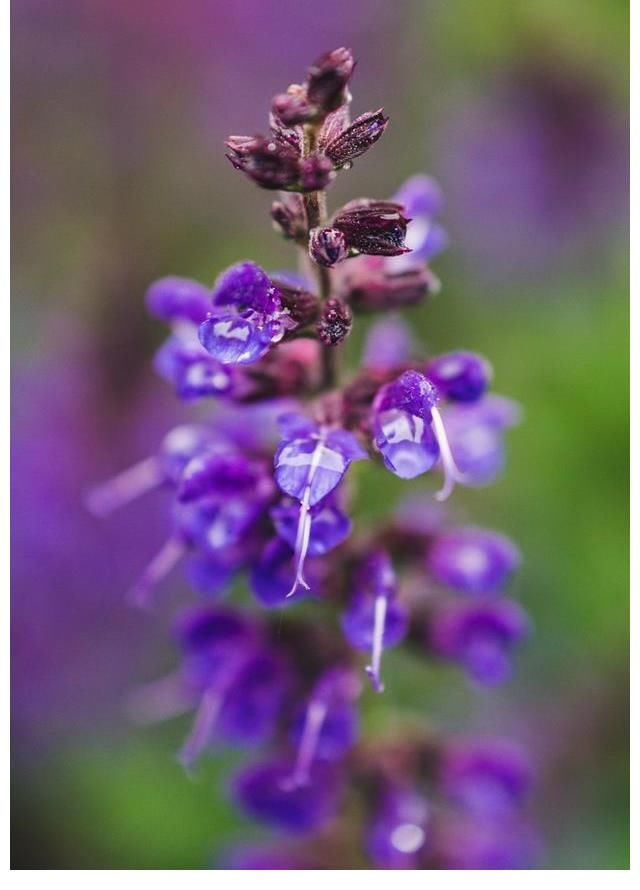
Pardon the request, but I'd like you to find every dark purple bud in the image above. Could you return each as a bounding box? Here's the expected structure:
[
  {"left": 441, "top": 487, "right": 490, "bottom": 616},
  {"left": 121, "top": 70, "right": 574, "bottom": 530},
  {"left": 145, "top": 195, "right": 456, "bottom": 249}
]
[
  {"left": 271, "top": 88, "right": 315, "bottom": 127},
  {"left": 426, "top": 352, "right": 493, "bottom": 403},
  {"left": 333, "top": 201, "right": 410, "bottom": 256},
  {"left": 232, "top": 757, "right": 343, "bottom": 834},
  {"left": 324, "top": 109, "right": 389, "bottom": 167},
  {"left": 427, "top": 527, "right": 521, "bottom": 595},
  {"left": 429, "top": 600, "right": 529, "bottom": 686},
  {"left": 343, "top": 260, "right": 437, "bottom": 311},
  {"left": 440, "top": 738, "right": 533, "bottom": 816},
  {"left": 226, "top": 135, "right": 301, "bottom": 190},
  {"left": 317, "top": 298, "right": 352, "bottom": 346},
  {"left": 367, "top": 786, "right": 430, "bottom": 869},
  {"left": 300, "top": 152, "right": 335, "bottom": 191},
  {"left": 309, "top": 226, "right": 348, "bottom": 267},
  {"left": 271, "top": 194, "right": 307, "bottom": 240},
  {"left": 145, "top": 276, "right": 211, "bottom": 324},
  {"left": 306, "top": 47, "right": 355, "bottom": 114},
  {"left": 271, "top": 280, "right": 319, "bottom": 327}
]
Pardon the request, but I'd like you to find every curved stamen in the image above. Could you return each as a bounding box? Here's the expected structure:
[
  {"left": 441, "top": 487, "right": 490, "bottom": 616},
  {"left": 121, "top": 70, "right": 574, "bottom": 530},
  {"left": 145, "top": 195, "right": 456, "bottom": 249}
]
[
  {"left": 86, "top": 456, "right": 163, "bottom": 517},
  {"left": 178, "top": 685, "right": 224, "bottom": 772},
  {"left": 288, "top": 697, "right": 328, "bottom": 787},
  {"left": 126, "top": 672, "right": 192, "bottom": 725},
  {"left": 286, "top": 432, "right": 328, "bottom": 598},
  {"left": 127, "top": 535, "right": 186, "bottom": 609},
  {"left": 286, "top": 494, "right": 312, "bottom": 598},
  {"left": 430, "top": 405, "right": 468, "bottom": 501},
  {"left": 365, "top": 593, "right": 387, "bottom": 693}
]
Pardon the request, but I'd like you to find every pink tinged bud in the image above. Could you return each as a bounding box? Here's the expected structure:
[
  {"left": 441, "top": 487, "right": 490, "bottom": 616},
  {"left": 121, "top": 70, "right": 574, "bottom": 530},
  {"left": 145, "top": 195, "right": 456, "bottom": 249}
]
[
  {"left": 225, "top": 135, "right": 301, "bottom": 190},
  {"left": 317, "top": 298, "right": 352, "bottom": 346},
  {"left": 309, "top": 227, "right": 348, "bottom": 267},
  {"left": 306, "top": 47, "right": 356, "bottom": 114},
  {"left": 271, "top": 89, "right": 316, "bottom": 127},
  {"left": 324, "top": 109, "right": 389, "bottom": 167},
  {"left": 271, "top": 195, "right": 306, "bottom": 240}
]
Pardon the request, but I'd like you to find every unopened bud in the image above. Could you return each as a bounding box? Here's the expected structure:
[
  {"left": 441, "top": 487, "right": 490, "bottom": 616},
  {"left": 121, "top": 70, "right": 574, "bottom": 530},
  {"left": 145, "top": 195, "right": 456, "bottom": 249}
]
[
  {"left": 306, "top": 47, "right": 355, "bottom": 115},
  {"left": 271, "top": 87, "right": 316, "bottom": 127},
  {"left": 309, "top": 227, "right": 348, "bottom": 267},
  {"left": 324, "top": 109, "right": 388, "bottom": 168},
  {"left": 271, "top": 194, "right": 306, "bottom": 240},
  {"left": 226, "top": 135, "right": 300, "bottom": 190},
  {"left": 317, "top": 298, "right": 353, "bottom": 345},
  {"left": 333, "top": 200, "right": 410, "bottom": 256},
  {"left": 300, "top": 153, "right": 335, "bottom": 191}
]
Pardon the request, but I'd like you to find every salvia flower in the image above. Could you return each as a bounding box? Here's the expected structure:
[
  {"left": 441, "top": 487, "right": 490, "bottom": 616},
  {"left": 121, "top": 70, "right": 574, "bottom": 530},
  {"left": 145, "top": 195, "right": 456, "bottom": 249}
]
[
  {"left": 274, "top": 412, "right": 368, "bottom": 597},
  {"left": 427, "top": 527, "right": 521, "bottom": 595},
  {"left": 91, "top": 46, "right": 534, "bottom": 867},
  {"left": 429, "top": 599, "right": 530, "bottom": 686},
  {"left": 341, "top": 550, "right": 409, "bottom": 692},
  {"left": 199, "top": 261, "right": 297, "bottom": 365}
]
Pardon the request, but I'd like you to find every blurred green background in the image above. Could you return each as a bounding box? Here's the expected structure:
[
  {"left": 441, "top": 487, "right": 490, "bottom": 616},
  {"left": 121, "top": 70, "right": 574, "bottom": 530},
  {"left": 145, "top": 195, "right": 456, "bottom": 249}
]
[{"left": 11, "top": 0, "right": 628, "bottom": 869}]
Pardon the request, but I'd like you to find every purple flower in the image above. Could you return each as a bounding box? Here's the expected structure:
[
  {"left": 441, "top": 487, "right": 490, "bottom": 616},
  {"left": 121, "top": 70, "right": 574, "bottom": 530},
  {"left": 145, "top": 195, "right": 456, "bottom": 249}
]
[
  {"left": 271, "top": 497, "right": 352, "bottom": 556},
  {"left": 367, "top": 786, "right": 430, "bottom": 869},
  {"left": 391, "top": 174, "right": 449, "bottom": 265},
  {"left": 372, "top": 369, "right": 468, "bottom": 498},
  {"left": 199, "top": 262, "right": 296, "bottom": 365},
  {"left": 441, "top": 394, "right": 522, "bottom": 486},
  {"left": 439, "top": 738, "right": 533, "bottom": 816},
  {"left": 362, "top": 315, "right": 414, "bottom": 370},
  {"left": 427, "top": 528, "right": 521, "bottom": 595},
  {"left": 429, "top": 599, "right": 530, "bottom": 685},
  {"left": 274, "top": 413, "right": 367, "bottom": 597},
  {"left": 232, "top": 757, "right": 343, "bottom": 835},
  {"left": 249, "top": 538, "right": 321, "bottom": 608},
  {"left": 425, "top": 351, "right": 492, "bottom": 403},
  {"left": 145, "top": 276, "right": 211, "bottom": 324},
  {"left": 341, "top": 551, "right": 409, "bottom": 692}
]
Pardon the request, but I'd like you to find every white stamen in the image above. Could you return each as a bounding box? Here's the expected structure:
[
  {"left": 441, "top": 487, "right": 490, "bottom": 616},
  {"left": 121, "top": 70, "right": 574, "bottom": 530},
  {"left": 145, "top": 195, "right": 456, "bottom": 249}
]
[
  {"left": 365, "top": 594, "right": 387, "bottom": 693},
  {"left": 127, "top": 536, "right": 186, "bottom": 609},
  {"left": 430, "top": 405, "right": 468, "bottom": 501},
  {"left": 85, "top": 456, "right": 163, "bottom": 517},
  {"left": 177, "top": 685, "right": 223, "bottom": 771},
  {"left": 125, "top": 672, "right": 192, "bottom": 725},
  {"left": 288, "top": 698, "right": 328, "bottom": 787},
  {"left": 285, "top": 432, "right": 328, "bottom": 598}
]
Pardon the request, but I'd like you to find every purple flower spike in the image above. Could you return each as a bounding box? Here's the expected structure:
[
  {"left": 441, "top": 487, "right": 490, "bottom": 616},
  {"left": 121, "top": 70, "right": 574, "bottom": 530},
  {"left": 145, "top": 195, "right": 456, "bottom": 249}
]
[
  {"left": 287, "top": 668, "right": 361, "bottom": 786},
  {"left": 232, "top": 757, "right": 343, "bottom": 835},
  {"left": 145, "top": 276, "right": 211, "bottom": 324},
  {"left": 367, "top": 786, "right": 430, "bottom": 869},
  {"left": 429, "top": 599, "right": 529, "bottom": 685},
  {"left": 198, "top": 312, "right": 274, "bottom": 365},
  {"left": 426, "top": 351, "right": 493, "bottom": 403},
  {"left": 341, "top": 551, "right": 408, "bottom": 692},
  {"left": 428, "top": 528, "right": 521, "bottom": 595},
  {"left": 440, "top": 738, "right": 533, "bottom": 816},
  {"left": 274, "top": 414, "right": 367, "bottom": 597}
]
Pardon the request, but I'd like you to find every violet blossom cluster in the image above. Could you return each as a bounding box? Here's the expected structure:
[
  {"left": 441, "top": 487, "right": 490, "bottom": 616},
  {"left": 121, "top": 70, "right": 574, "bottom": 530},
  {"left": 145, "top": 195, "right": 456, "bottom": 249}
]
[{"left": 91, "top": 48, "right": 536, "bottom": 868}]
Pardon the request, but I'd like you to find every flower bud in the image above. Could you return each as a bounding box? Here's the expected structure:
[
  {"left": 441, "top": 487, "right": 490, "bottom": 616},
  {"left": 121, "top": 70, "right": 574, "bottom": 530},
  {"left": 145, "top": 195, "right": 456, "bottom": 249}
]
[
  {"left": 306, "top": 47, "right": 355, "bottom": 114},
  {"left": 343, "top": 262, "right": 439, "bottom": 312},
  {"left": 324, "top": 109, "right": 389, "bottom": 167},
  {"left": 272, "top": 279, "right": 320, "bottom": 327},
  {"left": 309, "top": 227, "right": 348, "bottom": 267},
  {"left": 226, "top": 135, "right": 300, "bottom": 190},
  {"left": 333, "top": 200, "right": 410, "bottom": 256},
  {"left": 300, "top": 153, "right": 335, "bottom": 191},
  {"left": 271, "top": 87, "right": 316, "bottom": 127},
  {"left": 271, "top": 194, "right": 306, "bottom": 240},
  {"left": 317, "top": 298, "right": 353, "bottom": 346}
]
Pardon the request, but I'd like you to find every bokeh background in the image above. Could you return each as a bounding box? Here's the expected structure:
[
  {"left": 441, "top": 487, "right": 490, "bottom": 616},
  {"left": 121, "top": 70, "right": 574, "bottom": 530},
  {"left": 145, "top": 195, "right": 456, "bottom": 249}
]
[{"left": 11, "top": 0, "right": 629, "bottom": 869}]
